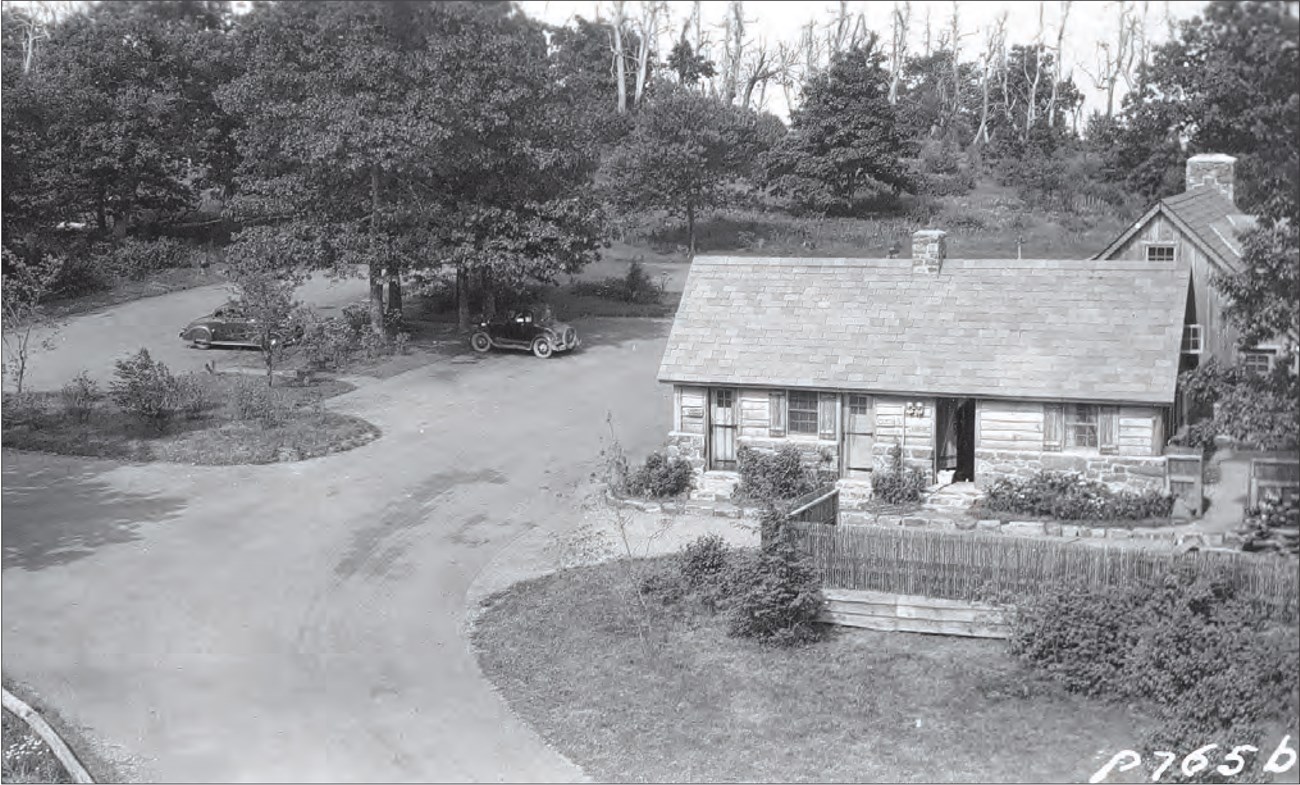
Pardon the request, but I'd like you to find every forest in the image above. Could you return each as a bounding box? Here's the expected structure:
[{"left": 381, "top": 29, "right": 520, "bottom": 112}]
[{"left": 1, "top": 0, "right": 1296, "bottom": 346}]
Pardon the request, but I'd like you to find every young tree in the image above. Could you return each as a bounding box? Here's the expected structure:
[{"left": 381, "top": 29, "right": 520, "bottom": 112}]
[
  {"left": 764, "top": 39, "right": 917, "bottom": 216},
  {"left": 223, "top": 227, "right": 306, "bottom": 386},
  {"left": 1, "top": 248, "right": 63, "bottom": 396},
  {"left": 1215, "top": 221, "right": 1300, "bottom": 359},
  {"left": 605, "top": 86, "right": 765, "bottom": 253}
]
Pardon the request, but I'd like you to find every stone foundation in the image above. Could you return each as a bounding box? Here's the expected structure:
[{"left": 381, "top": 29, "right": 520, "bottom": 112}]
[{"left": 975, "top": 448, "right": 1167, "bottom": 493}]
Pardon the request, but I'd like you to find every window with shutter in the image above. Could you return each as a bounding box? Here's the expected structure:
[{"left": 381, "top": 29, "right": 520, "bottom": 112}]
[
  {"left": 818, "top": 393, "right": 837, "bottom": 440},
  {"left": 1098, "top": 406, "right": 1119, "bottom": 454},
  {"left": 1043, "top": 404, "right": 1063, "bottom": 451},
  {"left": 769, "top": 391, "right": 787, "bottom": 437}
]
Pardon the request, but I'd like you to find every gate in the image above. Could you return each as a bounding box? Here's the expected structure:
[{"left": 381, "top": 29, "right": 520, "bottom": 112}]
[{"left": 1165, "top": 446, "right": 1203, "bottom": 517}]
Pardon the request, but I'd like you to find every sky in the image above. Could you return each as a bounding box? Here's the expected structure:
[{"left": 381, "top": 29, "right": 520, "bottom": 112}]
[{"left": 515, "top": 0, "right": 1211, "bottom": 120}]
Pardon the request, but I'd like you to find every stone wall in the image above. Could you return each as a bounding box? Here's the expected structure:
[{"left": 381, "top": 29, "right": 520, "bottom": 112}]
[{"left": 975, "top": 448, "right": 1167, "bottom": 493}]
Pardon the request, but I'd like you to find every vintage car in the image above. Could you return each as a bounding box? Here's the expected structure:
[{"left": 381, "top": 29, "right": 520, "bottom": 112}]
[
  {"left": 469, "top": 305, "right": 580, "bottom": 358},
  {"left": 179, "top": 301, "right": 300, "bottom": 349}
]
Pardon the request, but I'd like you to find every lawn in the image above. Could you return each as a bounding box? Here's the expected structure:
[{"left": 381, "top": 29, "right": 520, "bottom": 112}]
[
  {"left": 472, "top": 556, "right": 1157, "bottom": 783},
  {"left": 2, "top": 709, "right": 70, "bottom": 785},
  {"left": 1, "top": 372, "right": 379, "bottom": 465}
]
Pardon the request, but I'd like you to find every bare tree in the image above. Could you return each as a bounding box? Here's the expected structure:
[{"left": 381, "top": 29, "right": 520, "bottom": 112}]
[
  {"left": 1, "top": 249, "right": 64, "bottom": 397},
  {"left": 887, "top": 1, "right": 912, "bottom": 105},
  {"left": 972, "top": 11, "right": 1007, "bottom": 145},
  {"left": 633, "top": 0, "right": 666, "bottom": 107},
  {"left": 7, "top": 1, "right": 75, "bottom": 74},
  {"left": 1023, "top": 3, "right": 1046, "bottom": 133},
  {"left": 740, "top": 36, "right": 782, "bottom": 110},
  {"left": 717, "top": 0, "right": 746, "bottom": 103},
  {"left": 945, "top": 2, "right": 973, "bottom": 129},
  {"left": 610, "top": 0, "right": 629, "bottom": 113},
  {"left": 1046, "top": 0, "right": 1073, "bottom": 127},
  {"left": 922, "top": 5, "right": 933, "bottom": 56},
  {"left": 1081, "top": 0, "right": 1141, "bottom": 117}
]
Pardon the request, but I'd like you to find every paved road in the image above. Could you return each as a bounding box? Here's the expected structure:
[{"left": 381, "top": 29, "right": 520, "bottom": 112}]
[
  {"left": 3, "top": 272, "right": 368, "bottom": 394},
  {"left": 2, "top": 289, "right": 674, "bottom": 781}
]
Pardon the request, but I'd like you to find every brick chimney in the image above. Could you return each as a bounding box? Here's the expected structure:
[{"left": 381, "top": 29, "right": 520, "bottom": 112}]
[
  {"left": 911, "top": 229, "right": 947, "bottom": 273},
  {"left": 1185, "top": 153, "right": 1236, "bottom": 205}
]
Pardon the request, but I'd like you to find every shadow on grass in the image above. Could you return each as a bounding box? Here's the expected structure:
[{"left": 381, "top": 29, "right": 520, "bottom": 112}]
[{"left": 1, "top": 458, "right": 186, "bottom": 571}]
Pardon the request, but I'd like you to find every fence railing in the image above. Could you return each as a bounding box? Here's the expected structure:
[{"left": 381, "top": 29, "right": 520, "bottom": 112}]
[
  {"left": 1247, "top": 456, "right": 1300, "bottom": 509},
  {"left": 788, "top": 522, "right": 1299, "bottom": 622},
  {"left": 783, "top": 484, "right": 838, "bottom": 525}
]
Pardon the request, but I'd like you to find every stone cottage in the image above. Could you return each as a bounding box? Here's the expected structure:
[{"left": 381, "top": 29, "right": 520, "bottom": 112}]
[{"left": 656, "top": 231, "right": 1192, "bottom": 500}]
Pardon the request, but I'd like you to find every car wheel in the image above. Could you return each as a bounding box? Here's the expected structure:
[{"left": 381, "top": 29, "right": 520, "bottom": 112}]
[
  {"left": 470, "top": 332, "right": 492, "bottom": 353},
  {"left": 190, "top": 327, "right": 213, "bottom": 349},
  {"left": 531, "top": 337, "right": 553, "bottom": 359}
]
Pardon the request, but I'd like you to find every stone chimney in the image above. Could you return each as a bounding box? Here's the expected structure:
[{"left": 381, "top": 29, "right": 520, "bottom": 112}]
[
  {"left": 1185, "top": 153, "right": 1236, "bottom": 204},
  {"left": 911, "top": 229, "right": 947, "bottom": 274}
]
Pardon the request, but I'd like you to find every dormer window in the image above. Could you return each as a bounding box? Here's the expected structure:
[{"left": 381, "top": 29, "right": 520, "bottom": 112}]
[
  {"left": 1181, "top": 324, "right": 1203, "bottom": 355},
  {"left": 1146, "top": 244, "right": 1176, "bottom": 263}
]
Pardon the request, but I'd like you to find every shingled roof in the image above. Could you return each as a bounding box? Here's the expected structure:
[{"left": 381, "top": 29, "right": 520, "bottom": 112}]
[
  {"left": 657, "top": 257, "right": 1189, "bottom": 405},
  {"left": 1093, "top": 188, "right": 1255, "bottom": 272}
]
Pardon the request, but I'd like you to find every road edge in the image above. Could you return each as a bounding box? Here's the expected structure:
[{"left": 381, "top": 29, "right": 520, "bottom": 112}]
[{"left": 3, "top": 686, "right": 95, "bottom": 784}]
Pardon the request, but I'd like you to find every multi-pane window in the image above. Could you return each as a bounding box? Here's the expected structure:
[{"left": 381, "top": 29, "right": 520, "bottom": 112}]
[
  {"left": 1181, "top": 324, "right": 1203, "bottom": 354},
  {"left": 1064, "top": 404, "right": 1098, "bottom": 449},
  {"left": 1243, "top": 350, "right": 1275, "bottom": 376},
  {"left": 1146, "top": 244, "right": 1176, "bottom": 262},
  {"left": 787, "top": 391, "right": 819, "bottom": 435}
]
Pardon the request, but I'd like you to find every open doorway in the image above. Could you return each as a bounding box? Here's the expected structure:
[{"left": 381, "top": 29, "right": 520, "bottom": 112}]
[{"left": 935, "top": 398, "right": 976, "bottom": 483}]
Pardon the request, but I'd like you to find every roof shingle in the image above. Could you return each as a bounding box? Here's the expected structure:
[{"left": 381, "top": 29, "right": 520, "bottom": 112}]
[{"left": 657, "top": 256, "right": 1189, "bottom": 405}]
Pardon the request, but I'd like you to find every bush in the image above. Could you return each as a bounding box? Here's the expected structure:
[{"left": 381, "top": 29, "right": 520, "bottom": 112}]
[
  {"left": 1241, "top": 495, "right": 1300, "bottom": 555},
  {"left": 172, "top": 371, "right": 212, "bottom": 420},
  {"left": 109, "top": 348, "right": 178, "bottom": 426},
  {"left": 570, "top": 261, "right": 664, "bottom": 305},
  {"left": 232, "top": 377, "right": 290, "bottom": 425},
  {"left": 624, "top": 450, "right": 694, "bottom": 498},
  {"left": 1012, "top": 567, "right": 1300, "bottom": 771},
  {"left": 297, "top": 312, "right": 362, "bottom": 370},
  {"left": 871, "top": 442, "right": 929, "bottom": 505},
  {"left": 726, "top": 535, "right": 825, "bottom": 646},
  {"left": 680, "top": 534, "right": 729, "bottom": 589},
  {"left": 735, "top": 444, "right": 817, "bottom": 504},
  {"left": 979, "top": 470, "right": 1174, "bottom": 521},
  {"left": 59, "top": 371, "right": 101, "bottom": 423}
]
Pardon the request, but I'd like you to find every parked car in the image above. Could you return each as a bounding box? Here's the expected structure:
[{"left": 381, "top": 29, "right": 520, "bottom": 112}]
[
  {"left": 179, "top": 301, "right": 301, "bottom": 349},
  {"left": 469, "top": 305, "right": 580, "bottom": 358}
]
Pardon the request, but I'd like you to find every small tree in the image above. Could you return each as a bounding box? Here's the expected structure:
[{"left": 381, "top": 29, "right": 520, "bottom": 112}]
[
  {"left": 223, "top": 228, "right": 306, "bottom": 387},
  {"left": 1, "top": 247, "right": 63, "bottom": 396}
]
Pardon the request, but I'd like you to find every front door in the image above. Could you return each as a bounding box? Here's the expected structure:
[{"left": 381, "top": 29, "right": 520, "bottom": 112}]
[
  {"left": 935, "top": 398, "right": 977, "bottom": 482},
  {"left": 709, "top": 388, "right": 737, "bottom": 470},
  {"left": 843, "top": 394, "right": 874, "bottom": 478}
]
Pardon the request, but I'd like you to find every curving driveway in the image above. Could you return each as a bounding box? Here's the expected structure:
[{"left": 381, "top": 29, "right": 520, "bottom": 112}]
[{"left": 2, "top": 287, "right": 674, "bottom": 781}]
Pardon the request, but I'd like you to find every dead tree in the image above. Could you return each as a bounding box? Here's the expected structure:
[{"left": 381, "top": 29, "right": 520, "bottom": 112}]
[
  {"left": 633, "top": 1, "right": 665, "bottom": 108},
  {"left": 887, "top": 1, "right": 912, "bottom": 105},
  {"left": 1046, "top": 0, "right": 1073, "bottom": 127},
  {"left": 972, "top": 11, "right": 1007, "bottom": 146},
  {"left": 717, "top": 0, "right": 746, "bottom": 104},
  {"left": 1023, "top": 3, "right": 1045, "bottom": 133},
  {"left": 1081, "top": 0, "right": 1140, "bottom": 117},
  {"left": 610, "top": 0, "right": 628, "bottom": 113},
  {"left": 741, "top": 37, "right": 781, "bottom": 110}
]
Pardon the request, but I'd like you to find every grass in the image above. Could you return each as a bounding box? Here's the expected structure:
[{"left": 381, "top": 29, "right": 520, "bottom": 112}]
[
  {"left": 1, "top": 372, "right": 379, "bottom": 465},
  {"left": 2, "top": 709, "right": 71, "bottom": 785},
  {"left": 42, "top": 265, "right": 217, "bottom": 320},
  {"left": 473, "top": 555, "right": 1158, "bottom": 783}
]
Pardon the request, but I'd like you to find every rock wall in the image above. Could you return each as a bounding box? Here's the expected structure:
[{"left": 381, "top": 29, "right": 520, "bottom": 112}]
[{"left": 975, "top": 448, "right": 1167, "bottom": 492}]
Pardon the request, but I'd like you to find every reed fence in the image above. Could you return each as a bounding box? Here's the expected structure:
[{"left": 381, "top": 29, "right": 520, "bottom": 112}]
[{"left": 788, "top": 522, "right": 1299, "bottom": 622}]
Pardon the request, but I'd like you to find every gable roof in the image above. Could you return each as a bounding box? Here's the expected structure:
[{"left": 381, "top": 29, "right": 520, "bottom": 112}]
[
  {"left": 1093, "top": 188, "right": 1255, "bottom": 273},
  {"left": 657, "top": 256, "right": 1190, "bottom": 405}
]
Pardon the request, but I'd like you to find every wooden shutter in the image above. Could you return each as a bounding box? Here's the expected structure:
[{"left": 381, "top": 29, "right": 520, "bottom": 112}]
[
  {"left": 1098, "top": 406, "right": 1119, "bottom": 454},
  {"left": 769, "top": 391, "right": 787, "bottom": 438},
  {"left": 817, "top": 393, "right": 837, "bottom": 440},
  {"left": 1043, "top": 404, "right": 1063, "bottom": 451}
]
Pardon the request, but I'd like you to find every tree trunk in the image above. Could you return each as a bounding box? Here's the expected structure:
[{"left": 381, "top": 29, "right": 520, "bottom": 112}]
[
  {"left": 481, "top": 268, "right": 496, "bottom": 320},
  {"left": 369, "top": 165, "right": 385, "bottom": 335},
  {"left": 612, "top": 1, "right": 628, "bottom": 113},
  {"left": 387, "top": 274, "right": 403, "bottom": 322},
  {"left": 456, "top": 264, "right": 470, "bottom": 333},
  {"left": 686, "top": 203, "right": 696, "bottom": 257}
]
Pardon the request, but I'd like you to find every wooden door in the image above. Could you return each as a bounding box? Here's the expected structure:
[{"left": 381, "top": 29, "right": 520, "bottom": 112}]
[
  {"left": 709, "top": 388, "right": 737, "bottom": 470},
  {"left": 843, "top": 394, "right": 874, "bottom": 477}
]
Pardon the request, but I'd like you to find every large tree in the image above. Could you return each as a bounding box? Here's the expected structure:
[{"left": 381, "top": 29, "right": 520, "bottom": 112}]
[
  {"left": 222, "top": 1, "right": 605, "bottom": 333},
  {"left": 763, "top": 38, "right": 916, "bottom": 216},
  {"left": 604, "top": 84, "right": 773, "bottom": 253}
]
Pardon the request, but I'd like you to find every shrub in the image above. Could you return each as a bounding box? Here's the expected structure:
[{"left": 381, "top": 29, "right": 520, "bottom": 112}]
[
  {"left": 1241, "top": 495, "right": 1300, "bottom": 555},
  {"left": 171, "top": 371, "right": 212, "bottom": 420},
  {"left": 624, "top": 450, "right": 694, "bottom": 498},
  {"left": 232, "top": 377, "right": 290, "bottom": 425},
  {"left": 735, "top": 444, "right": 816, "bottom": 504},
  {"left": 871, "top": 442, "right": 929, "bottom": 505},
  {"left": 1012, "top": 567, "right": 1300, "bottom": 769},
  {"left": 726, "top": 535, "right": 825, "bottom": 646},
  {"left": 359, "top": 329, "right": 390, "bottom": 360},
  {"left": 297, "top": 313, "right": 362, "bottom": 370},
  {"left": 59, "top": 371, "right": 100, "bottom": 423},
  {"left": 680, "top": 534, "right": 729, "bottom": 589},
  {"left": 109, "top": 348, "right": 178, "bottom": 426},
  {"left": 570, "top": 261, "right": 664, "bottom": 305},
  {"left": 979, "top": 470, "right": 1174, "bottom": 521}
]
